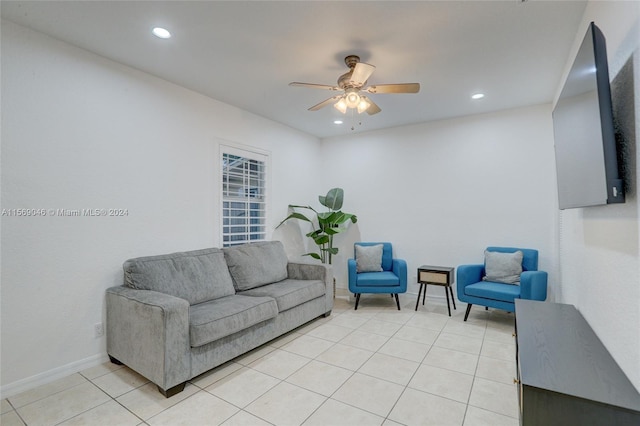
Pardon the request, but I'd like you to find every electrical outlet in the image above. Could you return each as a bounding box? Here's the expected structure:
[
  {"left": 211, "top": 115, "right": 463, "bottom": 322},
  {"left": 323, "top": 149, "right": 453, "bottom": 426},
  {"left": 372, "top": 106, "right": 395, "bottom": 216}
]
[{"left": 94, "top": 322, "right": 104, "bottom": 338}]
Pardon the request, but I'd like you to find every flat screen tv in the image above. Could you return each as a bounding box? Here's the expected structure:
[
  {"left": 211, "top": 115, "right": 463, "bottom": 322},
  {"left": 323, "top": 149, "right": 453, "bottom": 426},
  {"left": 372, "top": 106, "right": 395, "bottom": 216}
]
[{"left": 552, "top": 22, "right": 624, "bottom": 210}]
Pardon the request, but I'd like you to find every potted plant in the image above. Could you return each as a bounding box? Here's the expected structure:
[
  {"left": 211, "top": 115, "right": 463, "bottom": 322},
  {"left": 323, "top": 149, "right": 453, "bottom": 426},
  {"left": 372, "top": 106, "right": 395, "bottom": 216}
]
[{"left": 277, "top": 187, "right": 357, "bottom": 265}]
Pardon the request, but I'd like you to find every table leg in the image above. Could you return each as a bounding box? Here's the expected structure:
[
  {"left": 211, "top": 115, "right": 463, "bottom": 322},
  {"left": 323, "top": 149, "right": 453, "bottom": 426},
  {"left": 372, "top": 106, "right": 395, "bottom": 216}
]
[
  {"left": 445, "top": 286, "right": 452, "bottom": 316},
  {"left": 449, "top": 286, "right": 457, "bottom": 310},
  {"left": 415, "top": 284, "right": 423, "bottom": 311}
]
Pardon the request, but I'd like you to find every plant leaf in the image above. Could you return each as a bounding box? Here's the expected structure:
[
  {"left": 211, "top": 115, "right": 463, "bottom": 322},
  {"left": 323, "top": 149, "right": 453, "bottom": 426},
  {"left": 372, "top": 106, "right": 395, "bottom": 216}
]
[
  {"left": 339, "top": 213, "right": 357, "bottom": 224},
  {"left": 319, "top": 188, "right": 343, "bottom": 210},
  {"left": 276, "top": 212, "right": 313, "bottom": 228},
  {"left": 312, "top": 235, "right": 330, "bottom": 245},
  {"left": 288, "top": 204, "right": 318, "bottom": 214},
  {"left": 304, "top": 253, "right": 322, "bottom": 260}
]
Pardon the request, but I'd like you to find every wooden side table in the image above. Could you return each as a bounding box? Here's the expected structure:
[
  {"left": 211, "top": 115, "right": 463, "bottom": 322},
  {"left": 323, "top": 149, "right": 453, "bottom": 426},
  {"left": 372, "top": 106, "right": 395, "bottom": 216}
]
[{"left": 416, "top": 265, "right": 456, "bottom": 316}]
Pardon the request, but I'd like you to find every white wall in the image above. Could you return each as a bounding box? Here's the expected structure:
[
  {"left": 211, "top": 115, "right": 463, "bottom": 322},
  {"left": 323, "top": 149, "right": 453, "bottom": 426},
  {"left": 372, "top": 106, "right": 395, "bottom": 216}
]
[
  {"left": 556, "top": 1, "right": 640, "bottom": 391},
  {"left": 321, "top": 105, "right": 559, "bottom": 299},
  {"left": 0, "top": 21, "right": 321, "bottom": 395}
]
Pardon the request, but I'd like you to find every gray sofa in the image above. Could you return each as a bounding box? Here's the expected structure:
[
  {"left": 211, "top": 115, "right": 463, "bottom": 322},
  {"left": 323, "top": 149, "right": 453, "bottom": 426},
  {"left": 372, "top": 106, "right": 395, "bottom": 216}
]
[{"left": 106, "top": 241, "right": 333, "bottom": 397}]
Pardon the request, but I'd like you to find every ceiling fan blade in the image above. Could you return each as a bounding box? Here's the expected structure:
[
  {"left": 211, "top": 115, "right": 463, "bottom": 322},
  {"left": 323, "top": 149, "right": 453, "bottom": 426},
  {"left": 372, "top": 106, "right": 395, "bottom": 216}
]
[
  {"left": 350, "top": 63, "right": 376, "bottom": 85},
  {"left": 308, "top": 95, "right": 342, "bottom": 111},
  {"left": 365, "top": 98, "right": 382, "bottom": 115},
  {"left": 364, "top": 83, "right": 420, "bottom": 94},
  {"left": 289, "top": 82, "right": 341, "bottom": 91}
]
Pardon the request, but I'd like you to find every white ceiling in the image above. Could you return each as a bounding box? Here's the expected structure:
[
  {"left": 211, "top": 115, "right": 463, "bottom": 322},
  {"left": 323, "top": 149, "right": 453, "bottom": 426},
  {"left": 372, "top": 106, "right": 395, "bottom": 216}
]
[{"left": 1, "top": 0, "right": 587, "bottom": 138}]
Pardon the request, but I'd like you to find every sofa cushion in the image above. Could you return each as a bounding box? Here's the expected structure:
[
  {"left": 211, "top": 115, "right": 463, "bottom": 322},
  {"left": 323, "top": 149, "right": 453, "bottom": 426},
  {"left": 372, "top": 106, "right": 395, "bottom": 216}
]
[
  {"left": 465, "top": 281, "right": 521, "bottom": 303},
  {"left": 355, "top": 271, "right": 400, "bottom": 287},
  {"left": 189, "top": 294, "right": 278, "bottom": 347},
  {"left": 239, "top": 279, "right": 326, "bottom": 312},
  {"left": 483, "top": 250, "right": 523, "bottom": 284},
  {"left": 123, "top": 248, "right": 236, "bottom": 305},
  {"left": 223, "top": 241, "right": 289, "bottom": 291}
]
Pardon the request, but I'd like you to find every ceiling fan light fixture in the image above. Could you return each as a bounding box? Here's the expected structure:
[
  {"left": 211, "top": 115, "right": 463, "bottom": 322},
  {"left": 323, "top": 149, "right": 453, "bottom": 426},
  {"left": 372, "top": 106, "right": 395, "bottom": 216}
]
[
  {"left": 345, "top": 90, "right": 360, "bottom": 108},
  {"left": 357, "top": 97, "right": 371, "bottom": 114},
  {"left": 334, "top": 97, "right": 348, "bottom": 114}
]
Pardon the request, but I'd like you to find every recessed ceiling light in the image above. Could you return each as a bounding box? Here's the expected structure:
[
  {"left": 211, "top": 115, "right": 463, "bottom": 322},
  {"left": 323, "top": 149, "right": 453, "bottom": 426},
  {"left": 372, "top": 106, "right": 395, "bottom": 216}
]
[
  {"left": 152, "top": 27, "right": 171, "bottom": 39},
  {"left": 333, "top": 120, "right": 343, "bottom": 125},
  {"left": 471, "top": 93, "right": 485, "bottom": 100}
]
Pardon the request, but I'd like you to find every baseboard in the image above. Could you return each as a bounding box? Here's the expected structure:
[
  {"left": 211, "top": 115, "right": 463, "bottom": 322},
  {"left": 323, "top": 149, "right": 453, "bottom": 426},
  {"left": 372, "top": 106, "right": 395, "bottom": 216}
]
[{"left": 0, "top": 353, "right": 109, "bottom": 399}]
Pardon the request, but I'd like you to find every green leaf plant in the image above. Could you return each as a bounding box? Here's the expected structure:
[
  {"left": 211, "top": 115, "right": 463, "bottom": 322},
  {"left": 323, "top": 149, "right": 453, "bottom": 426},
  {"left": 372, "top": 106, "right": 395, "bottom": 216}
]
[{"left": 276, "top": 188, "right": 357, "bottom": 264}]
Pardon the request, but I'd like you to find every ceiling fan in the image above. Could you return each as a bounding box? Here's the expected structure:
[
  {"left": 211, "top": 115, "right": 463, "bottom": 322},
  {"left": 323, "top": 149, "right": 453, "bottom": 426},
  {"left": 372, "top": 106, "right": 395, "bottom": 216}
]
[{"left": 289, "top": 55, "right": 420, "bottom": 115}]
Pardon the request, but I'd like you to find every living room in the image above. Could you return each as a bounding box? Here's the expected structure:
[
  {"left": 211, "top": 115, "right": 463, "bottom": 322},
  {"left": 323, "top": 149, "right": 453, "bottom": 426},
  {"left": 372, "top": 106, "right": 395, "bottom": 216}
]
[{"left": 1, "top": 1, "right": 639, "bottom": 425}]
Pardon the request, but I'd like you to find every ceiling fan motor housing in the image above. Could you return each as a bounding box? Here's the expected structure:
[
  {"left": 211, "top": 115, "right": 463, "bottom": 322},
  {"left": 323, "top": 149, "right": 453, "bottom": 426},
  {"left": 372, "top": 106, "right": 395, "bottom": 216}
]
[
  {"left": 344, "top": 55, "right": 361, "bottom": 68},
  {"left": 338, "top": 55, "right": 364, "bottom": 89}
]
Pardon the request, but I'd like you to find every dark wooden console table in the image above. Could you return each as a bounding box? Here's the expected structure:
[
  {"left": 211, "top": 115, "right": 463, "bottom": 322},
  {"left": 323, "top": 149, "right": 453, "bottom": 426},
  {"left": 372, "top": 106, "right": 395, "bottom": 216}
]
[{"left": 515, "top": 299, "right": 640, "bottom": 425}]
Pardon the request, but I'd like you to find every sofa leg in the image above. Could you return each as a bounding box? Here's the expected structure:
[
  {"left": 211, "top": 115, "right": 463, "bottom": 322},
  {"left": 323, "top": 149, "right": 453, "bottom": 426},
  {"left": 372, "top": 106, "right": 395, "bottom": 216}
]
[
  {"left": 323, "top": 310, "right": 332, "bottom": 318},
  {"left": 464, "top": 304, "right": 473, "bottom": 321},
  {"left": 354, "top": 294, "right": 361, "bottom": 310},
  {"left": 158, "top": 382, "right": 185, "bottom": 398},
  {"left": 109, "top": 355, "right": 123, "bottom": 366},
  {"left": 394, "top": 294, "right": 401, "bottom": 310}
]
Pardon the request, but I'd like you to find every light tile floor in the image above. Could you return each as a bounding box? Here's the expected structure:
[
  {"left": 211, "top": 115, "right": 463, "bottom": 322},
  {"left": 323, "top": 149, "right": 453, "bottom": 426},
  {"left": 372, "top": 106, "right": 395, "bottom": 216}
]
[{"left": 2, "top": 294, "right": 520, "bottom": 426}]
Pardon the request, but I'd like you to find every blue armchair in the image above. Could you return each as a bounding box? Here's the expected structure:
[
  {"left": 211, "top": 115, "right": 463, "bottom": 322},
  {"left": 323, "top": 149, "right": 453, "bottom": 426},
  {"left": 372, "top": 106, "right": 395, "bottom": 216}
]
[
  {"left": 348, "top": 242, "right": 408, "bottom": 310},
  {"left": 457, "top": 246, "right": 547, "bottom": 321}
]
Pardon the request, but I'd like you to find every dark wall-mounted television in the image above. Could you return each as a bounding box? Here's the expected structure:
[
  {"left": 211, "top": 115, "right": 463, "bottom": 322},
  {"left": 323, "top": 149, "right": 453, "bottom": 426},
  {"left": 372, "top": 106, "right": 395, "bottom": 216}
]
[{"left": 552, "top": 21, "right": 624, "bottom": 210}]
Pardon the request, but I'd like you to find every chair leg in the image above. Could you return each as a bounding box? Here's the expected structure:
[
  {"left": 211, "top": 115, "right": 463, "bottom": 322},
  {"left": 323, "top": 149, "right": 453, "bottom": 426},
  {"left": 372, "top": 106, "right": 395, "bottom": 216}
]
[
  {"left": 485, "top": 306, "right": 489, "bottom": 310},
  {"left": 394, "top": 294, "right": 401, "bottom": 310},
  {"left": 464, "top": 304, "right": 472, "bottom": 321},
  {"left": 354, "top": 294, "right": 361, "bottom": 310}
]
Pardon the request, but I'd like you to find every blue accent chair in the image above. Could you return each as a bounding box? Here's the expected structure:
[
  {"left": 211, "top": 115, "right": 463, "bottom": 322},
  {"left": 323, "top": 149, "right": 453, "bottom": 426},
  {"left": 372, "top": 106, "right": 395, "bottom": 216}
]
[
  {"left": 348, "top": 242, "right": 408, "bottom": 310},
  {"left": 457, "top": 247, "right": 548, "bottom": 321}
]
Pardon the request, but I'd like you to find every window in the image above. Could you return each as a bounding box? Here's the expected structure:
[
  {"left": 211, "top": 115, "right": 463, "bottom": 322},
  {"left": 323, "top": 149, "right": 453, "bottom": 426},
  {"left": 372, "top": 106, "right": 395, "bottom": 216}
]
[{"left": 221, "top": 147, "right": 267, "bottom": 247}]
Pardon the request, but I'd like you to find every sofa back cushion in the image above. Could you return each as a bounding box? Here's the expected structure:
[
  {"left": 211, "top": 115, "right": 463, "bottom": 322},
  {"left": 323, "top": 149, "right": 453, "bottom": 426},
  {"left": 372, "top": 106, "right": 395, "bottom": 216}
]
[
  {"left": 123, "top": 248, "right": 236, "bottom": 305},
  {"left": 223, "top": 241, "right": 288, "bottom": 291}
]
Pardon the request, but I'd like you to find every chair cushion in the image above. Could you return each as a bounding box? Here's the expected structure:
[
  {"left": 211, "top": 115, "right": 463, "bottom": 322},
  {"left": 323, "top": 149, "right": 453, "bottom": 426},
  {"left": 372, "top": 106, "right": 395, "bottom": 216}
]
[
  {"left": 223, "top": 241, "right": 289, "bottom": 291},
  {"left": 239, "top": 279, "right": 326, "bottom": 312},
  {"left": 355, "top": 244, "right": 383, "bottom": 273},
  {"left": 465, "top": 281, "right": 521, "bottom": 303},
  {"left": 123, "top": 248, "right": 236, "bottom": 305},
  {"left": 355, "top": 271, "right": 400, "bottom": 287},
  {"left": 189, "top": 294, "right": 278, "bottom": 347},
  {"left": 483, "top": 250, "right": 523, "bottom": 284}
]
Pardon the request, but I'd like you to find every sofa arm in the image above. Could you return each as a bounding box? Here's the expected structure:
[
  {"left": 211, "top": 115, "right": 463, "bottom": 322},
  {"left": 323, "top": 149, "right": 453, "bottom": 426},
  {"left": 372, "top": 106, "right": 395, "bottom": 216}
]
[
  {"left": 287, "top": 262, "right": 331, "bottom": 283},
  {"left": 520, "top": 271, "right": 548, "bottom": 301},
  {"left": 457, "top": 264, "right": 484, "bottom": 296},
  {"left": 347, "top": 259, "right": 357, "bottom": 292},
  {"left": 106, "top": 286, "right": 190, "bottom": 391},
  {"left": 287, "top": 262, "right": 334, "bottom": 310},
  {"left": 392, "top": 259, "right": 408, "bottom": 292}
]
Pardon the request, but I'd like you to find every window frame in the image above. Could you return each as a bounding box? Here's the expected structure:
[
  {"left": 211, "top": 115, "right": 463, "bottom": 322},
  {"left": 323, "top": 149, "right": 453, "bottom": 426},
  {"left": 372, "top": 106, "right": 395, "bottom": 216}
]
[{"left": 219, "top": 144, "right": 270, "bottom": 247}]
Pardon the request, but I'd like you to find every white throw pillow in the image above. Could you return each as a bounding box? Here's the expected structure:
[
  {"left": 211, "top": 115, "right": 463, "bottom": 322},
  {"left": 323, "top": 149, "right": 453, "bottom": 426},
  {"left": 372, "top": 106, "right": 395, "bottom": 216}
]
[
  {"left": 483, "top": 250, "right": 523, "bottom": 284},
  {"left": 355, "top": 244, "right": 384, "bottom": 273}
]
